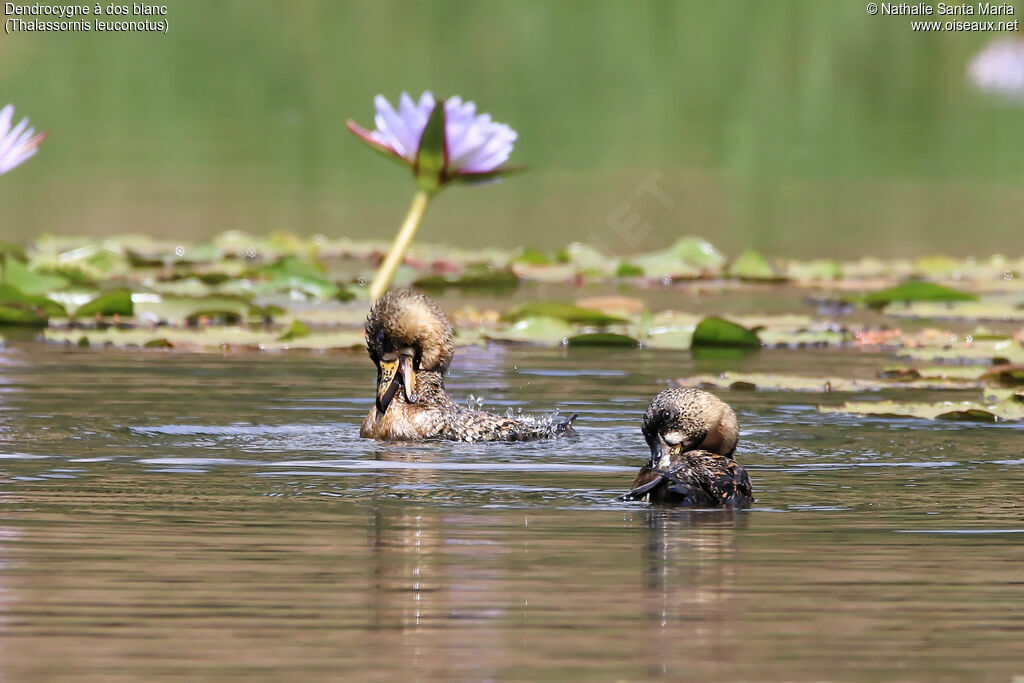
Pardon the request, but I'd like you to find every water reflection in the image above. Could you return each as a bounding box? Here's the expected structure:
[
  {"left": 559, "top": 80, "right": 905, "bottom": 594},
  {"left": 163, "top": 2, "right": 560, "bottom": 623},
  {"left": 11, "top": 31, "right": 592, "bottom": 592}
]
[{"left": 640, "top": 509, "right": 748, "bottom": 679}]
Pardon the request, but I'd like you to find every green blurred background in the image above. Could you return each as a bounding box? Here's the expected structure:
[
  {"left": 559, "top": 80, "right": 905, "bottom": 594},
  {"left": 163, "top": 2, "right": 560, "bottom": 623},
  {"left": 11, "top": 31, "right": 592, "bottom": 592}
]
[{"left": 1, "top": 0, "right": 1022, "bottom": 257}]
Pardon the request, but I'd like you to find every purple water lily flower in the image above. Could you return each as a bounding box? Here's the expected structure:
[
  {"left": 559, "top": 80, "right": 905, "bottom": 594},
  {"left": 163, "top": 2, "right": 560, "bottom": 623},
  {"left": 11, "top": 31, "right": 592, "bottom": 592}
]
[
  {"left": 348, "top": 91, "right": 523, "bottom": 300},
  {"left": 347, "top": 91, "right": 519, "bottom": 188},
  {"left": 0, "top": 105, "right": 46, "bottom": 174}
]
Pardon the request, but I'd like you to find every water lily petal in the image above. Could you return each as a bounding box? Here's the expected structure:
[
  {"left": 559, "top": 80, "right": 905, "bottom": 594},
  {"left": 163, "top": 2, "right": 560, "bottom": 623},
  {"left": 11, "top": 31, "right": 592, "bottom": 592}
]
[
  {"left": 0, "top": 107, "right": 44, "bottom": 175},
  {"left": 373, "top": 94, "right": 416, "bottom": 160},
  {"left": 0, "top": 105, "right": 13, "bottom": 141}
]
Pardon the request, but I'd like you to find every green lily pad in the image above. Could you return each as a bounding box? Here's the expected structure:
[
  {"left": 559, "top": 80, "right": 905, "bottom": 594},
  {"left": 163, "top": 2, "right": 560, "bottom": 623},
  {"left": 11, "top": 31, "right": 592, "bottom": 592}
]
[
  {"left": 674, "top": 372, "right": 981, "bottom": 393},
  {"left": 74, "top": 289, "right": 134, "bottom": 317},
  {"left": 258, "top": 256, "right": 339, "bottom": 299},
  {"left": 502, "top": 302, "right": 626, "bottom": 325},
  {"left": 615, "top": 262, "right": 644, "bottom": 277},
  {"left": 980, "top": 364, "right": 1024, "bottom": 386},
  {"left": 728, "top": 249, "right": 785, "bottom": 281},
  {"left": 786, "top": 258, "right": 843, "bottom": 282},
  {"left": 691, "top": 316, "right": 762, "bottom": 349},
  {"left": 820, "top": 398, "right": 1024, "bottom": 422},
  {"left": 278, "top": 320, "right": 311, "bottom": 341},
  {"left": 0, "top": 305, "right": 47, "bottom": 326},
  {"left": 864, "top": 280, "right": 977, "bottom": 310},
  {"left": 878, "top": 365, "right": 988, "bottom": 381},
  {"left": 1, "top": 257, "right": 69, "bottom": 296},
  {"left": 485, "top": 316, "right": 574, "bottom": 346},
  {"left": 642, "top": 326, "right": 694, "bottom": 350},
  {"left": 567, "top": 332, "right": 638, "bottom": 348},
  {"left": 45, "top": 326, "right": 366, "bottom": 353},
  {"left": 510, "top": 247, "right": 551, "bottom": 266},
  {"left": 883, "top": 300, "right": 1024, "bottom": 322},
  {"left": 135, "top": 295, "right": 250, "bottom": 326},
  {"left": 414, "top": 265, "right": 518, "bottom": 291},
  {"left": 0, "top": 283, "right": 67, "bottom": 318},
  {"left": 900, "top": 341, "right": 1024, "bottom": 366},
  {"left": 626, "top": 251, "right": 702, "bottom": 279},
  {"left": 664, "top": 236, "right": 726, "bottom": 269}
]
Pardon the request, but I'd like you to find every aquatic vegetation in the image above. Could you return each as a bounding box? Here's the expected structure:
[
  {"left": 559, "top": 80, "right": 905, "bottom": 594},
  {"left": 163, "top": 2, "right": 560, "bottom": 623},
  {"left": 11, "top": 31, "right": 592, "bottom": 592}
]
[{"left": 821, "top": 395, "right": 1024, "bottom": 423}]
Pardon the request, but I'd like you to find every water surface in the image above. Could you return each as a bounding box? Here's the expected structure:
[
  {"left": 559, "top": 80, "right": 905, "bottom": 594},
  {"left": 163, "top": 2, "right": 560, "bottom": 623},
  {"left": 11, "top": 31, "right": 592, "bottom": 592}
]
[{"left": 0, "top": 342, "right": 1021, "bottom": 680}]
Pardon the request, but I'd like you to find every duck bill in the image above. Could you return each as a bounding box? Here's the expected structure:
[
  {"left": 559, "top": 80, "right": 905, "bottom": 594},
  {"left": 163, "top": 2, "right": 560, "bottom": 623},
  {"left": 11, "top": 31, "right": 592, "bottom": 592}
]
[
  {"left": 376, "top": 355, "right": 418, "bottom": 414},
  {"left": 648, "top": 436, "right": 670, "bottom": 469}
]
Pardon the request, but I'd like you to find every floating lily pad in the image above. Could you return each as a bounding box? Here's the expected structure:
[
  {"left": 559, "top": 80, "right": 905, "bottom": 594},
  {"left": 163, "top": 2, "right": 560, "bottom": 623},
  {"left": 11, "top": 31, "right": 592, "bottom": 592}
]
[
  {"left": 882, "top": 300, "right": 1024, "bottom": 322},
  {"left": 664, "top": 236, "right": 726, "bottom": 269},
  {"left": 864, "top": 280, "right": 977, "bottom": 310},
  {"left": 729, "top": 249, "right": 785, "bottom": 282},
  {"left": 674, "top": 372, "right": 981, "bottom": 393},
  {"left": 567, "top": 332, "right": 638, "bottom": 348},
  {"left": 821, "top": 398, "right": 1024, "bottom": 422},
  {"left": 45, "top": 326, "right": 366, "bottom": 353},
  {"left": 643, "top": 325, "right": 694, "bottom": 350},
  {"left": 74, "top": 289, "right": 134, "bottom": 317},
  {"left": 981, "top": 364, "right": 1024, "bottom": 386},
  {"left": 786, "top": 258, "right": 843, "bottom": 282},
  {"left": 485, "top": 317, "right": 574, "bottom": 346},
  {"left": 900, "top": 342, "right": 1024, "bottom": 366},
  {"left": 878, "top": 365, "right": 988, "bottom": 381},
  {"left": 258, "top": 256, "right": 339, "bottom": 299},
  {"left": 502, "top": 302, "right": 626, "bottom": 325},
  {"left": 1, "top": 256, "right": 69, "bottom": 296},
  {"left": 0, "top": 283, "right": 67, "bottom": 319},
  {"left": 510, "top": 247, "right": 552, "bottom": 266},
  {"left": 625, "top": 252, "right": 702, "bottom": 279},
  {"left": 414, "top": 265, "right": 518, "bottom": 291},
  {"left": 691, "top": 317, "right": 761, "bottom": 349},
  {"left": 278, "top": 320, "right": 311, "bottom": 341}
]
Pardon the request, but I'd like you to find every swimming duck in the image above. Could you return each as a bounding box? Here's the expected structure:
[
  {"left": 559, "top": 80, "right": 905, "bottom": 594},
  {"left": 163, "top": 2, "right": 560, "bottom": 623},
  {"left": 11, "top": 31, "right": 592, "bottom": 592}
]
[
  {"left": 360, "top": 289, "right": 576, "bottom": 442},
  {"left": 620, "top": 388, "right": 753, "bottom": 507}
]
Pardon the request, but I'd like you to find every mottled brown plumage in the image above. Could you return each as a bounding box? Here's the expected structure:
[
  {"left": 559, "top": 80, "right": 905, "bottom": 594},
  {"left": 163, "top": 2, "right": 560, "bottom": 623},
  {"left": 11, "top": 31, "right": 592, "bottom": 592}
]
[
  {"left": 360, "top": 289, "right": 576, "bottom": 442},
  {"left": 620, "top": 388, "right": 753, "bottom": 507}
]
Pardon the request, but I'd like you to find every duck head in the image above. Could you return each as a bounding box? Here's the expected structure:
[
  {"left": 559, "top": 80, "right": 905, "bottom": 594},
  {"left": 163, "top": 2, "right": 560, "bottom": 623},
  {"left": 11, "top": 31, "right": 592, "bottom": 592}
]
[
  {"left": 641, "top": 388, "right": 738, "bottom": 468},
  {"left": 365, "top": 289, "right": 455, "bottom": 416}
]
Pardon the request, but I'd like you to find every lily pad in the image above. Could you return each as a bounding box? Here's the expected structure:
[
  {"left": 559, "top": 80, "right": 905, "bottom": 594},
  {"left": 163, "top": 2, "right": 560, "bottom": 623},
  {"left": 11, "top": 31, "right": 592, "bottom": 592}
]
[
  {"left": 728, "top": 249, "right": 785, "bottom": 281},
  {"left": 664, "top": 236, "right": 726, "bottom": 269},
  {"left": 882, "top": 300, "right": 1024, "bottom": 322},
  {"left": 567, "top": 332, "right": 638, "bottom": 348},
  {"left": 981, "top": 364, "right": 1024, "bottom": 386},
  {"left": 45, "top": 326, "right": 366, "bottom": 353},
  {"left": 258, "top": 256, "right": 339, "bottom": 299},
  {"left": 820, "top": 398, "right": 1024, "bottom": 422},
  {"left": 74, "top": 289, "right": 134, "bottom": 317},
  {"left": 674, "top": 372, "right": 981, "bottom": 393},
  {"left": 278, "top": 320, "right": 311, "bottom": 341},
  {"left": 691, "top": 317, "right": 761, "bottom": 349},
  {"left": 1, "top": 256, "right": 69, "bottom": 296},
  {"left": 0, "top": 283, "right": 67, "bottom": 319},
  {"left": 485, "top": 317, "right": 574, "bottom": 346},
  {"left": 864, "top": 280, "right": 977, "bottom": 310},
  {"left": 414, "top": 265, "right": 518, "bottom": 291},
  {"left": 502, "top": 302, "right": 626, "bottom": 325}
]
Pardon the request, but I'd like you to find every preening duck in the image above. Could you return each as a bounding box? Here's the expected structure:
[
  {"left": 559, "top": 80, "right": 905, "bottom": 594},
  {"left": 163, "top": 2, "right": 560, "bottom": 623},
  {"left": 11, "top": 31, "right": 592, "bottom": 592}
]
[
  {"left": 360, "top": 289, "right": 576, "bottom": 442},
  {"left": 620, "top": 388, "right": 753, "bottom": 507}
]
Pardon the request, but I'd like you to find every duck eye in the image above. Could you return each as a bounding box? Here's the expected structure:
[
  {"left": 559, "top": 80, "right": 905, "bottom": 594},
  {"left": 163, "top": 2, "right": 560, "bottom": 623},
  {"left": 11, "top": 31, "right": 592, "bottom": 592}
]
[
  {"left": 375, "top": 330, "right": 385, "bottom": 347},
  {"left": 659, "top": 409, "right": 672, "bottom": 423}
]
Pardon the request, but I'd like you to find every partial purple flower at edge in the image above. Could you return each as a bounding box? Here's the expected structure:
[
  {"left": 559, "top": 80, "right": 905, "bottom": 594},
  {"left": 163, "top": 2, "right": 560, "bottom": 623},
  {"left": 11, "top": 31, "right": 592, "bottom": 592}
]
[
  {"left": 0, "top": 105, "right": 46, "bottom": 174},
  {"left": 347, "top": 91, "right": 520, "bottom": 189}
]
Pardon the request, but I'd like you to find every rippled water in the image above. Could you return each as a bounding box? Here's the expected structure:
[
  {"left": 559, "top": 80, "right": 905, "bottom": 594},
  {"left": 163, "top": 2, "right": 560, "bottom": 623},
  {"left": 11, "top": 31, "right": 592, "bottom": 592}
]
[{"left": 0, "top": 341, "right": 1022, "bottom": 680}]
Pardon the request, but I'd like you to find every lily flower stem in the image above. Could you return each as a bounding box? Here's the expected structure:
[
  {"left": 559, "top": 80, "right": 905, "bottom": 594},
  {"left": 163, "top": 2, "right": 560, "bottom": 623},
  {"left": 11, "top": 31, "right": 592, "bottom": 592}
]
[{"left": 368, "top": 189, "right": 432, "bottom": 301}]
